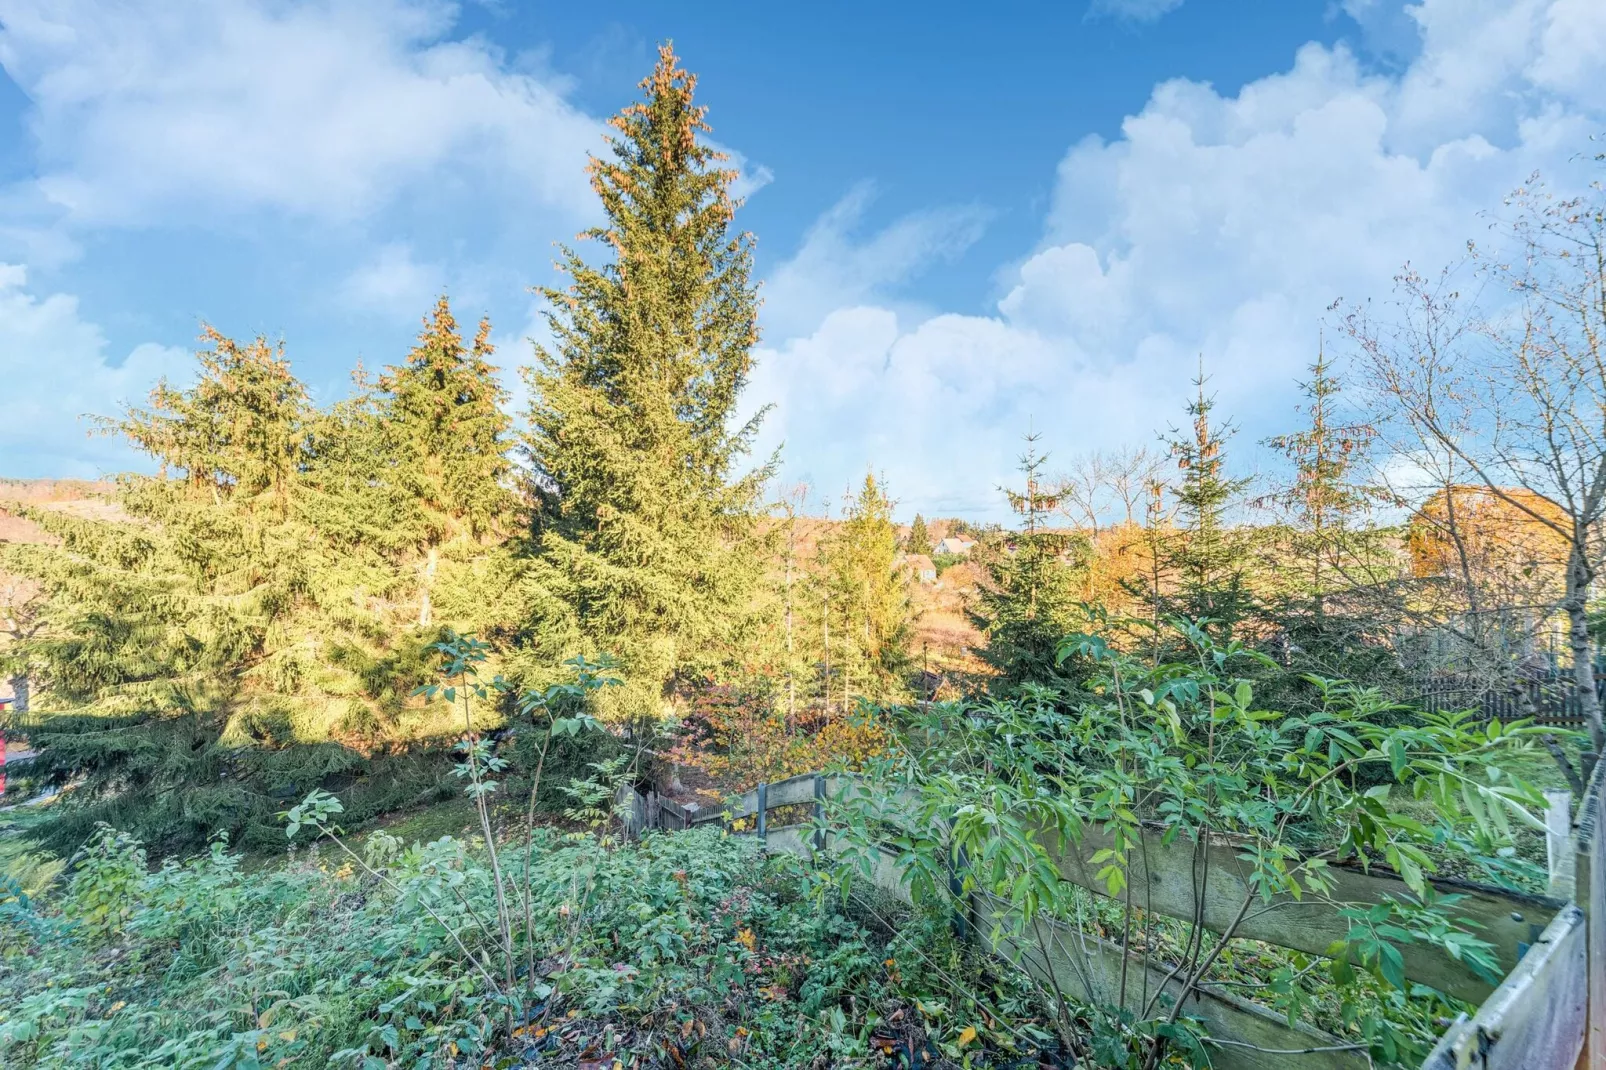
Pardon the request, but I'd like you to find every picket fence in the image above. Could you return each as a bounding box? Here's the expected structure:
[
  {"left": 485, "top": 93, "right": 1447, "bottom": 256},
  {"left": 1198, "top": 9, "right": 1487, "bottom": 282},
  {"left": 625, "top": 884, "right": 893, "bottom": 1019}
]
[{"left": 621, "top": 765, "right": 1605, "bottom": 1070}]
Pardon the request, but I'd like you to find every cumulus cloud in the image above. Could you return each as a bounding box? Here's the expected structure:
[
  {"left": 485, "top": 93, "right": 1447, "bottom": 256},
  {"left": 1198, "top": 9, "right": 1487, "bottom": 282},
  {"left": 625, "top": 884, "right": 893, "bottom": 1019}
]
[
  {"left": 0, "top": 0, "right": 605, "bottom": 228},
  {"left": 760, "top": 184, "right": 989, "bottom": 341},
  {"left": 0, "top": 265, "right": 189, "bottom": 478},
  {"left": 751, "top": 0, "right": 1606, "bottom": 519},
  {"left": 0, "top": 0, "right": 779, "bottom": 476}
]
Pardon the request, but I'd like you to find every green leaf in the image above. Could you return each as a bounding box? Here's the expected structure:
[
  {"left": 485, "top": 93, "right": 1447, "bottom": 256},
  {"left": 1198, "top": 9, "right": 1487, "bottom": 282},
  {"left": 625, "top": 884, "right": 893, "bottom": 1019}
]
[{"left": 1378, "top": 942, "right": 1406, "bottom": 990}]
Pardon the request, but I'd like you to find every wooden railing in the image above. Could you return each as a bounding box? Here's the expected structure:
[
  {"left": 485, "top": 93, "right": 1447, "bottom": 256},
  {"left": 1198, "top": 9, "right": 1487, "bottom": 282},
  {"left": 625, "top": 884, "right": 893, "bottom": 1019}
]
[{"left": 625, "top": 767, "right": 1605, "bottom": 1070}]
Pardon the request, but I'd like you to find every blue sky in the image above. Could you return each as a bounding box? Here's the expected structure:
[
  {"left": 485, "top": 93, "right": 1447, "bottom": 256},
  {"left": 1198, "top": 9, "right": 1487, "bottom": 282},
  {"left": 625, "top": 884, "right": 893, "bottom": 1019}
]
[{"left": 1, "top": 0, "right": 1603, "bottom": 519}]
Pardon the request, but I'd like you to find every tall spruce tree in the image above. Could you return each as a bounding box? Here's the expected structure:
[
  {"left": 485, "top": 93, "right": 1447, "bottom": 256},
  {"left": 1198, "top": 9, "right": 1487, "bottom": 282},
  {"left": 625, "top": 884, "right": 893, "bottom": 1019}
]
[
  {"left": 8, "top": 331, "right": 323, "bottom": 850},
  {"left": 522, "top": 45, "right": 767, "bottom": 723},
  {"left": 1263, "top": 348, "right": 1382, "bottom": 615},
  {"left": 969, "top": 434, "right": 1089, "bottom": 691},
  {"left": 1164, "top": 369, "right": 1252, "bottom": 636},
  {"left": 1259, "top": 349, "right": 1404, "bottom": 693},
  {"left": 380, "top": 297, "right": 515, "bottom": 543},
  {"left": 379, "top": 298, "right": 515, "bottom": 626},
  {"left": 7, "top": 317, "right": 523, "bottom": 853}
]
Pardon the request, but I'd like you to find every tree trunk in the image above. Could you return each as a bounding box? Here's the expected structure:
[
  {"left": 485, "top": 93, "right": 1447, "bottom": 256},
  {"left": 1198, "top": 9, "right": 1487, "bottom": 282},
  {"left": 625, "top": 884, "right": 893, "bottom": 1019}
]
[
  {"left": 1566, "top": 546, "right": 1603, "bottom": 761},
  {"left": 419, "top": 547, "right": 438, "bottom": 628}
]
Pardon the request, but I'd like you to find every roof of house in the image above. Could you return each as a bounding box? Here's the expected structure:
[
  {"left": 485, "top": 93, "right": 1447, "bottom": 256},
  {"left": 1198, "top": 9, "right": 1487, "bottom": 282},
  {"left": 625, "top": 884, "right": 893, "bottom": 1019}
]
[{"left": 903, "top": 554, "right": 936, "bottom": 573}]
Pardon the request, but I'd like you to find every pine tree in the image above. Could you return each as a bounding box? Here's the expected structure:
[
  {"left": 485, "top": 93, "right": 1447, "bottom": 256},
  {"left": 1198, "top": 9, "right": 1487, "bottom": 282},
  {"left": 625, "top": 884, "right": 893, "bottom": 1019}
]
[
  {"left": 9, "top": 330, "right": 322, "bottom": 850},
  {"left": 969, "top": 434, "right": 1089, "bottom": 691},
  {"left": 1263, "top": 346, "right": 1381, "bottom": 616},
  {"left": 379, "top": 297, "right": 515, "bottom": 543},
  {"left": 906, "top": 514, "right": 932, "bottom": 555},
  {"left": 521, "top": 44, "right": 768, "bottom": 724},
  {"left": 117, "top": 326, "right": 307, "bottom": 505},
  {"left": 377, "top": 298, "right": 516, "bottom": 627},
  {"left": 6, "top": 323, "right": 516, "bottom": 853},
  {"left": 1164, "top": 369, "right": 1252, "bottom": 635},
  {"left": 818, "top": 474, "right": 910, "bottom": 708},
  {"left": 1259, "top": 349, "right": 1403, "bottom": 694}
]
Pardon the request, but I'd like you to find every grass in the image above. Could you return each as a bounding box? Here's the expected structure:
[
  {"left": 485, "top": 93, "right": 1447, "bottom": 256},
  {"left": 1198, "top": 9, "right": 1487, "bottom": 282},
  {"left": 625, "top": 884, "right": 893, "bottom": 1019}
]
[{"left": 0, "top": 800, "right": 66, "bottom": 897}]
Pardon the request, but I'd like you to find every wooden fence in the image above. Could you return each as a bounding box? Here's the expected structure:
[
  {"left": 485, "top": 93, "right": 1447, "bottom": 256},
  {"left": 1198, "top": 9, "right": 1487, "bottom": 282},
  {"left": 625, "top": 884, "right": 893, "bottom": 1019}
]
[
  {"left": 624, "top": 765, "right": 1606, "bottom": 1070},
  {"left": 1416, "top": 673, "right": 1605, "bottom": 727}
]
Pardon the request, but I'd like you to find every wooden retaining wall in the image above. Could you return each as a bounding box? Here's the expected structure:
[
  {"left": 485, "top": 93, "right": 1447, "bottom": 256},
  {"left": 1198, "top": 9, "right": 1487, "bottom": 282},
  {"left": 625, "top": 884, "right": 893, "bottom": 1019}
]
[{"left": 629, "top": 767, "right": 1604, "bottom": 1070}]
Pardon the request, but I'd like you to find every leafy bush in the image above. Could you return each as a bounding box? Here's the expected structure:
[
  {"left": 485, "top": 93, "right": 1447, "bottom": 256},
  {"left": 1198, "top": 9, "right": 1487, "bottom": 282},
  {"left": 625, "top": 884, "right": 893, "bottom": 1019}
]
[
  {"left": 0, "top": 824, "right": 1053, "bottom": 1068},
  {"left": 826, "top": 617, "right": 1556, "bottom": 1068},
  {"left": 1, "top": 631, "right": 1062, "bottom": 1069}
]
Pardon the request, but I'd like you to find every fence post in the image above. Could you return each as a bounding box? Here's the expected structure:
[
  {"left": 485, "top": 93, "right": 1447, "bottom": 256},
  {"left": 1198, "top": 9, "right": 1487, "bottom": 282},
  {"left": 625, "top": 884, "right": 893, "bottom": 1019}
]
[
  {"left": 755, "top": 782, "right": 767, "bottom": 841},
  {"left": 1546, "top": 789, "right": 1574, "bottom": 899},
  {"left": 947, "top": 811, "right": 971, "bottom": 942},
  {"left": 813, "top": 774, "right": 826, "bottom": 854}
]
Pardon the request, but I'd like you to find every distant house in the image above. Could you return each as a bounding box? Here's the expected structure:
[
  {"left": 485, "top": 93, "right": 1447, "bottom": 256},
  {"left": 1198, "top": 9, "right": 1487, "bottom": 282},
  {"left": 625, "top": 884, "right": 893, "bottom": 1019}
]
[
  {"left": 904, "top": 554, "right": 937, "bottom": 584},
  {"left": 932, "top": 536, "right": 975, "bottom": 557}
]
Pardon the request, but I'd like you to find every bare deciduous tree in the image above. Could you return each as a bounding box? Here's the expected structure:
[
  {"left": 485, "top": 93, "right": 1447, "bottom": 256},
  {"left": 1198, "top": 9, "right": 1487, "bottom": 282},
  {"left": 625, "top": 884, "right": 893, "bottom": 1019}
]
[
  {"left": 1056, "top": 446, "right": 1166, "bottom": 534},
  {"left": 1353, "top": 171, "right": 1606, "bottom": 758}
]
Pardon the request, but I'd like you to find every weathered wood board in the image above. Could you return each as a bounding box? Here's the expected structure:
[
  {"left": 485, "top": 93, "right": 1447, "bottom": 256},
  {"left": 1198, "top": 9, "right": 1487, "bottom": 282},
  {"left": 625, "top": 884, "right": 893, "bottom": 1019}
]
[
  {"left": 1419, "top": 905, "right": 1586, "bottom": 1070},
  {"left": 762, "top": 821, "right": 1368, "bottom": 1070},
  {"left": 1576, "top": 760, "right": 1606, "bottom": 1070},
  {"left": 682, "top": 768, "right": 1592, "bottom": 1069},
  {"left": 757, "top": 773, "right": 1562, "bottom": 1001},
  {"left": 973, "top": 895, "right": 1371, "bottom": 1070},
  {"left": 1056, "top": 822, "right": 1561, "bottom": 1003}
]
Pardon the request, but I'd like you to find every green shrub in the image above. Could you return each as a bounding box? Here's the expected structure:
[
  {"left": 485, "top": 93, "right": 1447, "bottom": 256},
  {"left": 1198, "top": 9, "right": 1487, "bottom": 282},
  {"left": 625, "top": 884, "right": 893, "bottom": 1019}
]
[{"left": 0, "top": 823, "right": 1051, "bottom": 1068}]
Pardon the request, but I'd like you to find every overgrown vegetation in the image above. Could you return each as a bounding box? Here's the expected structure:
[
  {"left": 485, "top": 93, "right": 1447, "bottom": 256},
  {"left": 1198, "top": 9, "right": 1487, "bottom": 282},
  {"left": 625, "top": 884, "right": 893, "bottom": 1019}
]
[
  {"left": 2, "top": 818, "right": 1072, "bottom": 1068},
  {"left": 1, "top": 37, "right": 1604, "bottom": 1070},
  {"left": 827, "top": 619, "right": 1556, "bottom": 1068}
]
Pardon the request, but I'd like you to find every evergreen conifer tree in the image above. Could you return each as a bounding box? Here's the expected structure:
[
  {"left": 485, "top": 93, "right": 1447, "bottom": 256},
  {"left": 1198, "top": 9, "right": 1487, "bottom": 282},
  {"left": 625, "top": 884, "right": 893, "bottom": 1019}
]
[
  {"left": 818, "top": 474, "right": 911, "bottom": 708},
  {"left": 1164, "top": 369, "right": 1253, "bottom": 635},
  {"left": 6, "top": 321, "right": 517, "bottom": 852},
  {"left": 378, "top": 298, "right": 515, "bottom": 626},
  {"left": 521, "top": 44, "right": 768, "bottom": 723},
  {"left": 906, "top": 514, "right": 932, "bottom": 555},
  {"left": 379, "top": 297, "right": 515, "bottom": 543},
  {"left": 1259, "top": 349, "right": 1403, "bottom": 692},
  {"left": 969, "top": 434, "right": 1088, "bottom": 691},
  {"left": 1263, "top": 347, "right": 1382, "bottom": 615},
  {"left": 7, "top": 331, "right": 324, "bottom": 849}
]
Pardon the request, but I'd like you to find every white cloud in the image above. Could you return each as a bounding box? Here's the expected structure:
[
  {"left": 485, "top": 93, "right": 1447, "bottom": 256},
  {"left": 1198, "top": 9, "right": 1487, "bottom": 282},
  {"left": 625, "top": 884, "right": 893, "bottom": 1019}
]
[
  {"left": 751, "top": 0, "right": 1606, "bottom": 519},
  {"left": 760, "top": 184, "right": 988, "bottom": 341},
  {"left": 0, "top": 0, "right": 604, "bottom": 227},
  {"left": 1087, "top": 0, "right": 1185, "bottom": 24},
  {"left": 341, "top": 243, "right": 446, "bottom": 317},
  {"left": 0, "top": 265, "right": 189, "bottom": 478},
  {"left": 0, "top": 0, "right": 776, "bottom": 239}
]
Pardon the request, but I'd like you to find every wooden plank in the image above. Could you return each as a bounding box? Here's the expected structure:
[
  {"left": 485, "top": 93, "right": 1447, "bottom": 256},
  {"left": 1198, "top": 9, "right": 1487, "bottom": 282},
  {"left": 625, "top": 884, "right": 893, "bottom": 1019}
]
[
  {"left": 974, "top": 897, "right": 1370, "bottom": 1070},
  {"left": 1052, "top": 824, "right": 1564, "bottom": 1004},
  {"left": 1420, "top": 905, "right": 1586, "bottom": 1070},
  {"left": 765, "top": 824, "right": 1367, "bottom": 1070},
  {"left": 761, "top": 773, "right": 822, "bottom": 809},
  {"left": 763, "top": 824, "right": 813, "bottom": 860},
  {"left": 694, "top": 772, "right": 823, "bottom": 827},
  {"left": 656, "top": 795, "right": 691, "bottom": 831},
  {"left": 806, "top": 771, "right": 1556, "bottom": 1000},
  {"left": 1576, "top": 759, "right": 1606, "bottom": 1070}
]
